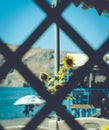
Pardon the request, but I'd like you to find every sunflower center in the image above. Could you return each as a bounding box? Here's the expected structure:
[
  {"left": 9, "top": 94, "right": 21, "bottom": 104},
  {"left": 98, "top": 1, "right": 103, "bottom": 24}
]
[
  {"left": 67, "top": 59, "right": 72, "bottom": 65},
  {"left": 41, "top": 74, "right": 47, "bottom": 80}
]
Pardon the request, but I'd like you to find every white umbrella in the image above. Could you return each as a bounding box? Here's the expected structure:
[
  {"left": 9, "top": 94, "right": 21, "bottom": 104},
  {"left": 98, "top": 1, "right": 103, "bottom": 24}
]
[{"left": 14, "top": 95, "right": 46, "bottom": 106}]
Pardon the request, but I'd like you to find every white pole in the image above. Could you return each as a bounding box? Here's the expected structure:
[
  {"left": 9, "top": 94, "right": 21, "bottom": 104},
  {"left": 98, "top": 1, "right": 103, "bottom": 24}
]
[
  {"left": 52, "top": 0, "right": 60, "bottom": 75},
  {"left": 51, "top": 1, "right": 61, "bottom": 130}
]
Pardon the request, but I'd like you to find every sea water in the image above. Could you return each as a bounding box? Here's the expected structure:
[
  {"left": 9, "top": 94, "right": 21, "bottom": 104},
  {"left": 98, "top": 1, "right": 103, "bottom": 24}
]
[
  {"left": 0, "top": 87, "right": 42, "bottom": 120},
  {"left": 0, "top": 87, "right": 100, "bottom": 120},
  {"left": 0, "top": 87, "right": 69, "bottom": 120}
]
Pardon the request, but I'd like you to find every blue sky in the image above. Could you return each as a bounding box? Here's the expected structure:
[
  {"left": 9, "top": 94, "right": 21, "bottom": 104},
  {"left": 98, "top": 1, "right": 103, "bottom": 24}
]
[{"left": 0, "top": 0, "right": 109, "bottom": 52}]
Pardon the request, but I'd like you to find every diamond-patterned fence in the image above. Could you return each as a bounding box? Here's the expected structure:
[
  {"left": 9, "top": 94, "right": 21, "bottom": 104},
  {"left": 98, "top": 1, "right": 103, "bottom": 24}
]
[{"left": 0, "top": 0, "right": 109, "bottom": 130}]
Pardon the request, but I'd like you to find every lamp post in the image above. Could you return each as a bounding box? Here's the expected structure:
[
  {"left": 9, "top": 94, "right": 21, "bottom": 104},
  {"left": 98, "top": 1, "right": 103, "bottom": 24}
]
[
  {"left": 51, "top": 1, "right": 61, "bottom": 130},
  {"left": 52, "top": 0, "right": 61, "bottom": 75}
]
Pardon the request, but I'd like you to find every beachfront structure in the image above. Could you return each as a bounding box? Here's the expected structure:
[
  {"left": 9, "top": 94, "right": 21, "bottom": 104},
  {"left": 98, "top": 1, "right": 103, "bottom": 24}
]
[
  {"left": 65, "top": 53, "right": 109, "bottom": 118},
  {"left": 70, "top": 88, "right": 109, "bottom": 118}
]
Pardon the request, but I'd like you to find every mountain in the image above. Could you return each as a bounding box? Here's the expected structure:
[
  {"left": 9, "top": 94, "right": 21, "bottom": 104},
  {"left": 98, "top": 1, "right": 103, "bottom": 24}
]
[
  {"left": 0, "top": 44, "right": 108, "bottom": 87},
  {"left": 0, "top": 44, "right": 67, "bottom": 87}
]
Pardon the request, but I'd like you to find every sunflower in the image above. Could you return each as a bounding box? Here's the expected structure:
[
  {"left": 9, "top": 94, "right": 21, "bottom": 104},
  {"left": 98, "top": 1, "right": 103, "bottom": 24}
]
[
  {"left": 63, "top": 55, "right": 75, "bottom": 69},
  {"left": 39, "top": 72, "right": 50, "bottom": 82}
]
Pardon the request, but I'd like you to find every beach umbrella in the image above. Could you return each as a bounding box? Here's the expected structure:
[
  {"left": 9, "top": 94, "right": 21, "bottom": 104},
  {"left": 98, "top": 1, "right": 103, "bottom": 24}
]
[{"left": 14, "top": 95, "right": 46, "bottom": 106}]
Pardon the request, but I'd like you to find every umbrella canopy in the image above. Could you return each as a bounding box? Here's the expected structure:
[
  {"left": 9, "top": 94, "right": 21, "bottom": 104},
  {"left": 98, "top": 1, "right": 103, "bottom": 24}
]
[{"left": 14, "top": 95, "right": 46, "bottom": 105}]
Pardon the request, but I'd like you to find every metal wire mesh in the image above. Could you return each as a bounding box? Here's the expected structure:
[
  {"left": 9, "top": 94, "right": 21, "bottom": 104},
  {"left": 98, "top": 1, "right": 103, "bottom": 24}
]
[{"left": 0, "top": 0, "right": 109, "bottom": 130}]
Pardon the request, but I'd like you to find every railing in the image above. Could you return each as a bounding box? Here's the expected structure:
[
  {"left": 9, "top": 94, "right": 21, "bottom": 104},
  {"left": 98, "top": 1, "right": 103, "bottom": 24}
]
[{"left": 0, "top": 0, "right": 109, "bottom": 130}]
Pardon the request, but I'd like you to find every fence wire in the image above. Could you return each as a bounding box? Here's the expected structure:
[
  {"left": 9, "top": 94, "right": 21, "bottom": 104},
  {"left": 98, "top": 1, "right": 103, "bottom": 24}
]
[{"left": 0, "top": 0, "right": 109, "bottom": 130}]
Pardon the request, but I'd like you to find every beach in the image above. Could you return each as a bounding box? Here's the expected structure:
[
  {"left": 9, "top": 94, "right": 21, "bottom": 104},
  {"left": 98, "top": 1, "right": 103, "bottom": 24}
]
[
  {"left": 0, "top": 117, "right": 50, "bottom": 130},
  {"left": 1, "top": 116, "right": 109, "bottom": 130}
]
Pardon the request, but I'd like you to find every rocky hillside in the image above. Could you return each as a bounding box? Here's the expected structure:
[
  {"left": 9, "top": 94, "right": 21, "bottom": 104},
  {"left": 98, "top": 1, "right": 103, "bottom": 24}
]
[{"left": 0, "top": 44, "right": 68, "bottom": 87}]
